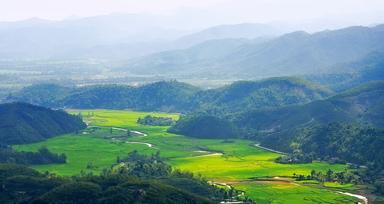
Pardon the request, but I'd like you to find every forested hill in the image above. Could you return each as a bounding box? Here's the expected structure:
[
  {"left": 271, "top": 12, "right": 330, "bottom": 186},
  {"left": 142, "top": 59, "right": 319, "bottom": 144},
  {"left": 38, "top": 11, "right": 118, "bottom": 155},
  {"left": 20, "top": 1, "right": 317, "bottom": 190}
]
[
  {"left": 5, "top": 81, "right": 199, "bottom": 111},
  {"left": 5, "top": 78, "right": 331, "bottom": 112},
  {"left": 194, "top": 77, "right": 331, "bottom": 113},
  {"left": 171, "top": 81, "right": 384, "bottom": 148},
  {"left": 237, "top": 80, "right": 384, "bottom": 133},
  {"left": 0, "top": 103, "right": 86, "bottom": 145},
  {"left": 232, "top": 81, "right": 384, "bottom": 150}
]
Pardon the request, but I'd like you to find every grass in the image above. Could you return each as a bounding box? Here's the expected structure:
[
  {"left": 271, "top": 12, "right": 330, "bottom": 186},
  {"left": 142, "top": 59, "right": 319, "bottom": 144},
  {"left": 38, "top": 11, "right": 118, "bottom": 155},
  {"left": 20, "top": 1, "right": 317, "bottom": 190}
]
[
  {"left": 234, "top": 182, "right": 356, "bottom": 204},
  {"left": 16, "top": 134, "right": 153, "bottom": 175},
  {"left": 323, "top": 182, "right": 358, "bottom": 191},
  {"left": 14, "top": 109, "right": 358, "bottom": 203}
]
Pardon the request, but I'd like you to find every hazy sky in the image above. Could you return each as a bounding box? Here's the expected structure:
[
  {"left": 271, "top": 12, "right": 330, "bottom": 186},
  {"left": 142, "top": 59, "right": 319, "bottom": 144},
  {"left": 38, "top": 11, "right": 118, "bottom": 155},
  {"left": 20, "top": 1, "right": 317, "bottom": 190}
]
[{"left": 1, "top": 0, "right": 384, "bottom": 29}]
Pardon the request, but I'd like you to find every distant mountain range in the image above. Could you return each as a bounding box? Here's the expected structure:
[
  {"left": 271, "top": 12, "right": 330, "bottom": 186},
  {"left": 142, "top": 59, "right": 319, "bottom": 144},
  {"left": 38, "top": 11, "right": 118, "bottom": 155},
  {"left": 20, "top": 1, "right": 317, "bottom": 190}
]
[
  {"left": 1, "top": 16, "right": 383, "bottom": 85},
  {"left": 173, "top": 23, "right": 279, "bottom": 49},
  {"left": 0, "top": 14, "right": 183, "bottom": 59},
  {"left": 120, "top": 24, "right": 384, "bottom": 79},
  {"left": 306, "top": 50, "right": 384, "bottom": 91},
  {"left": 0, "top": 15, "right": 281, "bottom": 60}
]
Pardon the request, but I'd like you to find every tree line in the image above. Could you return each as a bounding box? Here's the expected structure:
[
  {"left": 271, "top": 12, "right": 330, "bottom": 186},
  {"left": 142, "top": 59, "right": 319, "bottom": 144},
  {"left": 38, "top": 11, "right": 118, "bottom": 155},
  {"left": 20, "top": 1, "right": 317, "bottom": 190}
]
[{"left": 0, "top": 146, "right": 66, "bottom": 165}]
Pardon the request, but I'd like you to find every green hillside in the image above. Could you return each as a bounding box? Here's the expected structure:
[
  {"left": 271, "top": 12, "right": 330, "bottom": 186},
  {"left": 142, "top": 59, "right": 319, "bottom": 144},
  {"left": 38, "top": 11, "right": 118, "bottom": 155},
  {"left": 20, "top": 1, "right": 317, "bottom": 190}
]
[
  {"left": 0, "top": 103, "right": 86, "bottom": 145},
  {"left": 194, "top": 77, "right": 331, "bottom": 113},
  {"left": 172, "top": 81, "right": 384, "bottom": 152},
  {"left": 237, "top": 81, "right": 384, "bottom": 152},
  {"left": 7, "top": 77, "right": 331, "bottom": 113}
]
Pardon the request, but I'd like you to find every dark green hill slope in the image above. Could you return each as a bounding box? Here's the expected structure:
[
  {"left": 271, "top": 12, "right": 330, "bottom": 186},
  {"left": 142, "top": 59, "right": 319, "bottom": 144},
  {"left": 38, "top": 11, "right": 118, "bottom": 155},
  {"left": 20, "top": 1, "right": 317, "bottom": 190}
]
[
  {"left": 235, "top": 81, "right": 384, "bottom": 150},
  {"left": 171, "top": 81, "right": 384, "bottom": 151},
  {"left": 0, "top": 103, "right": 86, "bottom": 145},
  {"left": 6, "top": 81, "right": 200, "bottom": 112},
  {"left": 61, "top": 81, "right": 200, "bottom": 111},
  {"left": 60, "top": 85, "right": 134, "bottom": 109},
  {"left": 292, "top": 123, "right": 384, "bottom": 166}
]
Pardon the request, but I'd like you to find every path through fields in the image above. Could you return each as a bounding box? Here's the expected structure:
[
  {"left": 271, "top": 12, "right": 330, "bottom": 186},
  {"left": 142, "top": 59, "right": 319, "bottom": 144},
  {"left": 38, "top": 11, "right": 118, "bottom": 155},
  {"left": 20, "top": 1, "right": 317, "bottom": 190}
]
[
  {"left": 88, "top": 125, "right": 148, "bottom": 136},
  {"left": 191, "top": 150, "right": 223, "bottom": 157},
  {"left": 253, "top": 144, "right": 286, "bottom": 155},
  {"left": 251, "top": 145, "right": 368, "bottom": 203},
  {"left": 125, "top": 141, "right": 156, "bottom": 148},
  {"left": 337, "top": 191, "right": 368, "bottom": 204}
]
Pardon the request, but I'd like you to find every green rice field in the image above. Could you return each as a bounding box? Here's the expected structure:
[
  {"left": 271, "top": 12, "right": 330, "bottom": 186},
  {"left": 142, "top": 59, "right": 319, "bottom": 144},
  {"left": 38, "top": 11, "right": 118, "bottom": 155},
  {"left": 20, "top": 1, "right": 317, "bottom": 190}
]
[{"left": 14, "top": 109, "right": 358, "bottom": 203}]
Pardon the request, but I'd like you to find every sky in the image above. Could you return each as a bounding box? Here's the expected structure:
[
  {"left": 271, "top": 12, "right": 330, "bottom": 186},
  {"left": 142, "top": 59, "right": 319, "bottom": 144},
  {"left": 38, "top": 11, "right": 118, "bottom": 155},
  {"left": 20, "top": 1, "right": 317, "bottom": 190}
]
[{"left": 0, "top": 0, "right": 384, "bottom": 30}]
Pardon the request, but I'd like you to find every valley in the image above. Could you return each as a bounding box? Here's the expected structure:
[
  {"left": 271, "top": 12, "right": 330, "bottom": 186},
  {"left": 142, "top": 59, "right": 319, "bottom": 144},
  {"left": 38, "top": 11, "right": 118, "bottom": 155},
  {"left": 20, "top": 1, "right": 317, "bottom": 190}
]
[
  {"left": 15, "top": 109, "right": 362, "bottom": 203},
  {"left": 1, "top": 2, "right": 383, "bottom": 203}
]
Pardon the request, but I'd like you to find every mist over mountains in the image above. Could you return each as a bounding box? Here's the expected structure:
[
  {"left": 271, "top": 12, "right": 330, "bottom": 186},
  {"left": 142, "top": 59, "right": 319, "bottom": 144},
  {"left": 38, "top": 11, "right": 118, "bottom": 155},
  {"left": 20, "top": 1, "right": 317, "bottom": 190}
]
[
  {"left": 0, "top": 14, "right": 283, "bottom": 60},
  {"left": 0, "top": 14, "right": 383, "bottom": 94}
]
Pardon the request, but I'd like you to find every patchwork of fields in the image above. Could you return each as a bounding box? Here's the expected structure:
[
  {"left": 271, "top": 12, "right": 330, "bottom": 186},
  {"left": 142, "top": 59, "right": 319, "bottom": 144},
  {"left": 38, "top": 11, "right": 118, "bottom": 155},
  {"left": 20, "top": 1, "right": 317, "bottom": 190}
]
[{"left": 15, "top": 110, "right": 358, "bottom": 203}]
